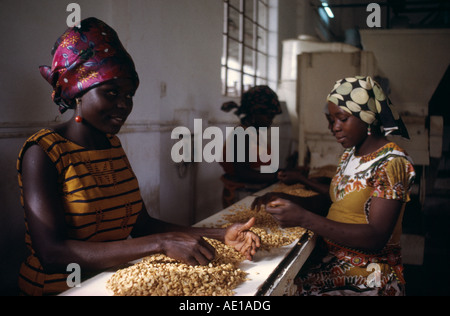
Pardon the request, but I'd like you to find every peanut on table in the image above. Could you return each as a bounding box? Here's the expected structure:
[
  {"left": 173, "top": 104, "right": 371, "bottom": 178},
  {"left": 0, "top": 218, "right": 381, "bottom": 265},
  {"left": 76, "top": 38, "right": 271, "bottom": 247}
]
[{"left": 106, "top": 183, "right": 314, "bottom": 296}]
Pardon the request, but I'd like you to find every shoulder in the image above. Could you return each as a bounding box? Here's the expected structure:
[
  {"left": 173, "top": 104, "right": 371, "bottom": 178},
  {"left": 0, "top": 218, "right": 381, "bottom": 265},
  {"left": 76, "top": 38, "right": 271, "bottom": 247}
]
[
  {"left": 379, "top": 155, "right": 416, "bottom": 183},
  {"left": 18, "top": 136, "right": 59, "bottom": 188},
  {"left": 17, "top": 129, "right": 66, "bottom": 175},
  {"left": 372, "top": 144, "right": 416, "bottom": 200},
  {"left": 20, "top": 128, "right": 67, "bottom": 154},
  {"left": 376, "top": 143, "right": 415, "bottom": 171}
]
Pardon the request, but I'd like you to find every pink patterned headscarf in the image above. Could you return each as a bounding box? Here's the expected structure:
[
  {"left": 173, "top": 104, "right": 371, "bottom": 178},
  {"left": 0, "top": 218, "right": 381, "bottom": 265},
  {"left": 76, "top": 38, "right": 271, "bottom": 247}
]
[{"left": 40, "top": 17, "right": 139, "bottom": 113}]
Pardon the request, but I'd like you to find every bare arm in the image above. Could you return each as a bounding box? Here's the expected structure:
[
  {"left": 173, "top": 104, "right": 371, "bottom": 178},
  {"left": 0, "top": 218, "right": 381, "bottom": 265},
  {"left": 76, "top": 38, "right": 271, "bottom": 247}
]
[
  {"left": 131, "top": 206, "right": 260, "bottom": 260},
  {"left": 255, "top": 194, "right": 402, "bottom": 252},
  {"left": 21, "top": 145, "right": 177, "bottom": 273},
  {"left": 21, "top": 145, "right": 259, "bottom": 274}
]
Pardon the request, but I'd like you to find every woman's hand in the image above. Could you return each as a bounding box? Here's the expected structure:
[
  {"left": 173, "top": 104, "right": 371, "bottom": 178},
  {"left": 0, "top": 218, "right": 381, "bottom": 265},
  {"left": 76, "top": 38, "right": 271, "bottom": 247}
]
[
  {"left": 251, "top": 192, "right": 299, "bottom": 212},
  {"left": 251, "top": 192, "right": 305, "bottom": 228},
  {"left": 265, "top": 198, "right": 305, "bottom": 228},
  {"left": 160, "top": 232, "right": 216, "bottom": 266},
  {"left": 224, "top": 217, "right": 261, "bottom": 260}
]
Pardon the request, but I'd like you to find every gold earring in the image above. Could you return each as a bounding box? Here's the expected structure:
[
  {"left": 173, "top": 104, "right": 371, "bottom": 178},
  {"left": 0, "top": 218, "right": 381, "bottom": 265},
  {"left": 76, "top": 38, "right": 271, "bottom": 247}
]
[{"left": 367, "top": 125, "right": 372, "bottom": 136}]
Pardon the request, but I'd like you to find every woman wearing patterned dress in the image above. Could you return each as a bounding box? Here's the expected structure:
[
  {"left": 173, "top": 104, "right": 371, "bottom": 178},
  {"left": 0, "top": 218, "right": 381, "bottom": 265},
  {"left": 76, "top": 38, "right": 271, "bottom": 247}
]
[
  {"left": 252, "top": 76, "right": 415, "bottom": 296},
  {"left": 17, "top": 18, "right": 260, "bottom": 296}
]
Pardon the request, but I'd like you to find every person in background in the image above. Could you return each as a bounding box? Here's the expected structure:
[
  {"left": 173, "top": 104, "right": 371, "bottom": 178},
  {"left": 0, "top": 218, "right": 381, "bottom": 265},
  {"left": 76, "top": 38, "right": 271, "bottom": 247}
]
[
  {"left": 252, "top": 76, "right": 415, "bottom": 296},
  {"left": 17, "top": 17, "right": 260, "bottom": 296},
  {"left": 219, "top": 85, "right": 282, "bottom": 207},
  {"left": 276, "top": 104, "right": 335, "bottom": 197}
]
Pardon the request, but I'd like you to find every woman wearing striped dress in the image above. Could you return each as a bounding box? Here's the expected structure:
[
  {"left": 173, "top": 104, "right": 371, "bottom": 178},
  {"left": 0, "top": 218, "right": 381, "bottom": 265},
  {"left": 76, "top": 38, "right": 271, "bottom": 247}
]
[{"left": 17, "top": 18, "right": 260, "bottom": 296}]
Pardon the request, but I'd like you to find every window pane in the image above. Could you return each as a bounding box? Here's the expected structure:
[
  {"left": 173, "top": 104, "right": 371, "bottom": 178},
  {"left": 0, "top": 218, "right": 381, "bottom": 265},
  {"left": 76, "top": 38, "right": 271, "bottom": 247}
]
[
  {"left": 256, "top": 77, "right": 267, "bottom": 86},
  {"left": 228, "top": 38, "right": 240, "bottom": 67},
  {"left": 228, "top": 68, "right": 242, "bottom": 97},
  {"left": 243, "top": 74, "right": 255, "bottom": 92},
  {"left": 243, "top": 48, "right": 255, "bottom": 75},
  {"left": 257, "top": 52, "right": 267, "bottom": 78},
  {"left": 257, "top": 26, "right": 267, "bottom": 53},
  {"left": 245, "top": 0, "right": 255, "bottom": 20},
  {"left": 258, "top": 1, "right": 267, "bottom": 27},
  {"left": 244, "top": 17, "right": 255, "bottom": 49},
  {"left": 228, "top": 7, "right": 241, "bottom": 40},
  {"left": 229, "top": 0, "right": 240, "bottom": 10}
]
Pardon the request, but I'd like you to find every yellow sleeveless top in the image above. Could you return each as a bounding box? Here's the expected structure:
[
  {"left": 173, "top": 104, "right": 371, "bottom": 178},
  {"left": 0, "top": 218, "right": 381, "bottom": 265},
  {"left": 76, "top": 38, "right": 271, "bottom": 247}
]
[{"left": 17, "top": 129, "right": 143, "bottom": 295}]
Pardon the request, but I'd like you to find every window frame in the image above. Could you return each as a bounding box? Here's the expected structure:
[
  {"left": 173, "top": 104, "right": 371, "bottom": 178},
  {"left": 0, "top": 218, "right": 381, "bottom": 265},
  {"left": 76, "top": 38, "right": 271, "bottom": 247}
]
[{"left": 222, "top": 0, "right": 272, "bottom": 97}]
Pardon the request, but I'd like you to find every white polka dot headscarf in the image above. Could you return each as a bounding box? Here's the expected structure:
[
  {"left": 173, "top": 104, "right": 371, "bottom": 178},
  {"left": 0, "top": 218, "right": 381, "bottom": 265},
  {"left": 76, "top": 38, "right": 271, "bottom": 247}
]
[{"left": 327, "top": 76, "right": 410, "bottom": 139}]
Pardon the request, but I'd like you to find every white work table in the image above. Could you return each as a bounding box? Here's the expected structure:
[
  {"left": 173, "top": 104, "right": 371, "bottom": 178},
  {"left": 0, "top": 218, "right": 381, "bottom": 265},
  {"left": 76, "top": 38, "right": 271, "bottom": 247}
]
[{"left": 60, "top": 184, "right": 316, "bottom": 296}]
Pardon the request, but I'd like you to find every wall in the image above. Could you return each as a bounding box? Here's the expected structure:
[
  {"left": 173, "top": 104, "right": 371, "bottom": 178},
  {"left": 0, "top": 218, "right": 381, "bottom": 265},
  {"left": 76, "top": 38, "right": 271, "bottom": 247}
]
[
  {"left": 0, "top": 0, "right": 297, "bottom": 294},
  {"left": 360, "top": 29, "right": 450, "bottom": 117},
  {"left": 360, "top": 29, "right": 450, "bottom": 166}
]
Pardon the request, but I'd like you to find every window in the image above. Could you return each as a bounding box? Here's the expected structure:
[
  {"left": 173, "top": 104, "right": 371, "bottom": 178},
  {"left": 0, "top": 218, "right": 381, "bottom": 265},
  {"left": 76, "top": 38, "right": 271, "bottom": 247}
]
[{"left": 222, "top": 0, "right": 275, "bottom": 97}]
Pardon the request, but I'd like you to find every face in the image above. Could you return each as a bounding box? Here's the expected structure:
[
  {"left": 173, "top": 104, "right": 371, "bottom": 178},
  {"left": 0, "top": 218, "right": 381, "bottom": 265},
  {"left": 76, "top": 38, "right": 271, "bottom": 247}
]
[
  {"left": 79, "top": 78, "right": 136, "bottom": 135},
  {"left": 327, "top": 101, "right": 368, "bottom": 149}
]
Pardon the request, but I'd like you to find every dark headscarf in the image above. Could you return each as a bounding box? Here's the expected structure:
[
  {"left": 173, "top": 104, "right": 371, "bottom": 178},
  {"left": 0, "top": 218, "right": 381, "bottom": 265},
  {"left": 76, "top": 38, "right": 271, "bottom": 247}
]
[
  {"left": 40, "top": 17, "right": 139, "bottom": 113},
  {"left": 327, "top": 76, "right": 409, "bottom": 139},
  {"left": 221, "top": 85, "right": 282, "bottom": 119}
]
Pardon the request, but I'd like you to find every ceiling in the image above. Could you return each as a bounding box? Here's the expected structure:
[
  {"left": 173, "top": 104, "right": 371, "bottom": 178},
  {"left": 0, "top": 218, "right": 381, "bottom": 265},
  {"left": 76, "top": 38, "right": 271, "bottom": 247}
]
[{"left": 322, "top": 0, "right": 450, "bottom": 29}]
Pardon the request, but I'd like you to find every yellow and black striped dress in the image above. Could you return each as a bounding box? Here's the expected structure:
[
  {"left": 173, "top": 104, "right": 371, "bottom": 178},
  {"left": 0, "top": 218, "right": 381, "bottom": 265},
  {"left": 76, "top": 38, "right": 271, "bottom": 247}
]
[{"left": 17, "top": 129, "right": 143, "bottom": 296}]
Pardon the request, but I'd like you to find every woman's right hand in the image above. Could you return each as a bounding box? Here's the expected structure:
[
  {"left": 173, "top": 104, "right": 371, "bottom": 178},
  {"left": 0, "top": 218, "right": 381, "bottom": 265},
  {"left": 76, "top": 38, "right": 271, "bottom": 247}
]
[
  {"left": 251, "top": 192, "right": 299, "bottom": 212},
  {"left": 159, "top": 232, "right": 216, "bottom": 266}
]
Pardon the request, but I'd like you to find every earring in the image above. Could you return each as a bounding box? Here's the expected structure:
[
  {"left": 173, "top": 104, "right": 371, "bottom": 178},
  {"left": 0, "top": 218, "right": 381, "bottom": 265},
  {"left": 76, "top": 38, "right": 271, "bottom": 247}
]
[
  {"left": 75, "top": 99, "right": 83, "bottom": 123},
  {"left": 367, "top": 125, "right": 372, "bottom": 136}
]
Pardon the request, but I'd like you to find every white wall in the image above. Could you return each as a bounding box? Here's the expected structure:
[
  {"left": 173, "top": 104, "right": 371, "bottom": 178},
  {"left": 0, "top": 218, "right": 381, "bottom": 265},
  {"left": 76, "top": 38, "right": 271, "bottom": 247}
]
[{"left": 0, "top": 0, "right": 298, "bottom": 294}]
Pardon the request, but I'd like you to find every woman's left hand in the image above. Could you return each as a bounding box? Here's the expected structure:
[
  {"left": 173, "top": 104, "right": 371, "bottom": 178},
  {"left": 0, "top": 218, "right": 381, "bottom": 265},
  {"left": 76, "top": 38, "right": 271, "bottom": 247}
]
[{"left": 224, "top": 217, "right": 261, "bottom": 260}]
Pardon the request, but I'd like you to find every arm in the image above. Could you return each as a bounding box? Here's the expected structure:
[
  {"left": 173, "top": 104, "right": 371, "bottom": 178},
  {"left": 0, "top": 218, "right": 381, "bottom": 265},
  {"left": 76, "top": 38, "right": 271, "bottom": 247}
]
[
  {"left": 22, "top": 145, "right": 259, "bottom": 274},
  {"left": 252, "top": 192, "right": 331, "bottom": 217},
  {"left": 256, "top": 195, "right": 402, "bottom": 252},
  {"left": 22, "top": 146, "right": 172, "bottom": 273},
  {"left": 21, "top": 145, "right": 216, "bottom": 273},
  {"left": 131, "top": 205, "right": 260, "bottom": 260}
]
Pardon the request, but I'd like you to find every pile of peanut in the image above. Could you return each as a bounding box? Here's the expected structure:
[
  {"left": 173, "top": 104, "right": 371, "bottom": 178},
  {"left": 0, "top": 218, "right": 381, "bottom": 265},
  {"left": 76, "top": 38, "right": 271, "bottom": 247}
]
[
  {"left": 271, "top": 183, "right": 319, "bottom": 198},
  {"left": 106, "top": 183, "right": 312, "bottom": 296},
  {"left": 106, "top": 238, "right": 247, "bottom": 296},
  {"left": 219, "top": 203, "right": 308, "bottom": 251}
]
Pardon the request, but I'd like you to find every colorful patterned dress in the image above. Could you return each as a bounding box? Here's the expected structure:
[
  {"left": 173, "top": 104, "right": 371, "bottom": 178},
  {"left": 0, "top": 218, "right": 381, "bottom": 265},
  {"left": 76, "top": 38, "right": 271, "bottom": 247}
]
[
  {"left": 295, "top": 142, "right": 415, "bottom": 296},
  {"left": 17, "top": 129, "right": 143, "bottom": 296}
]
